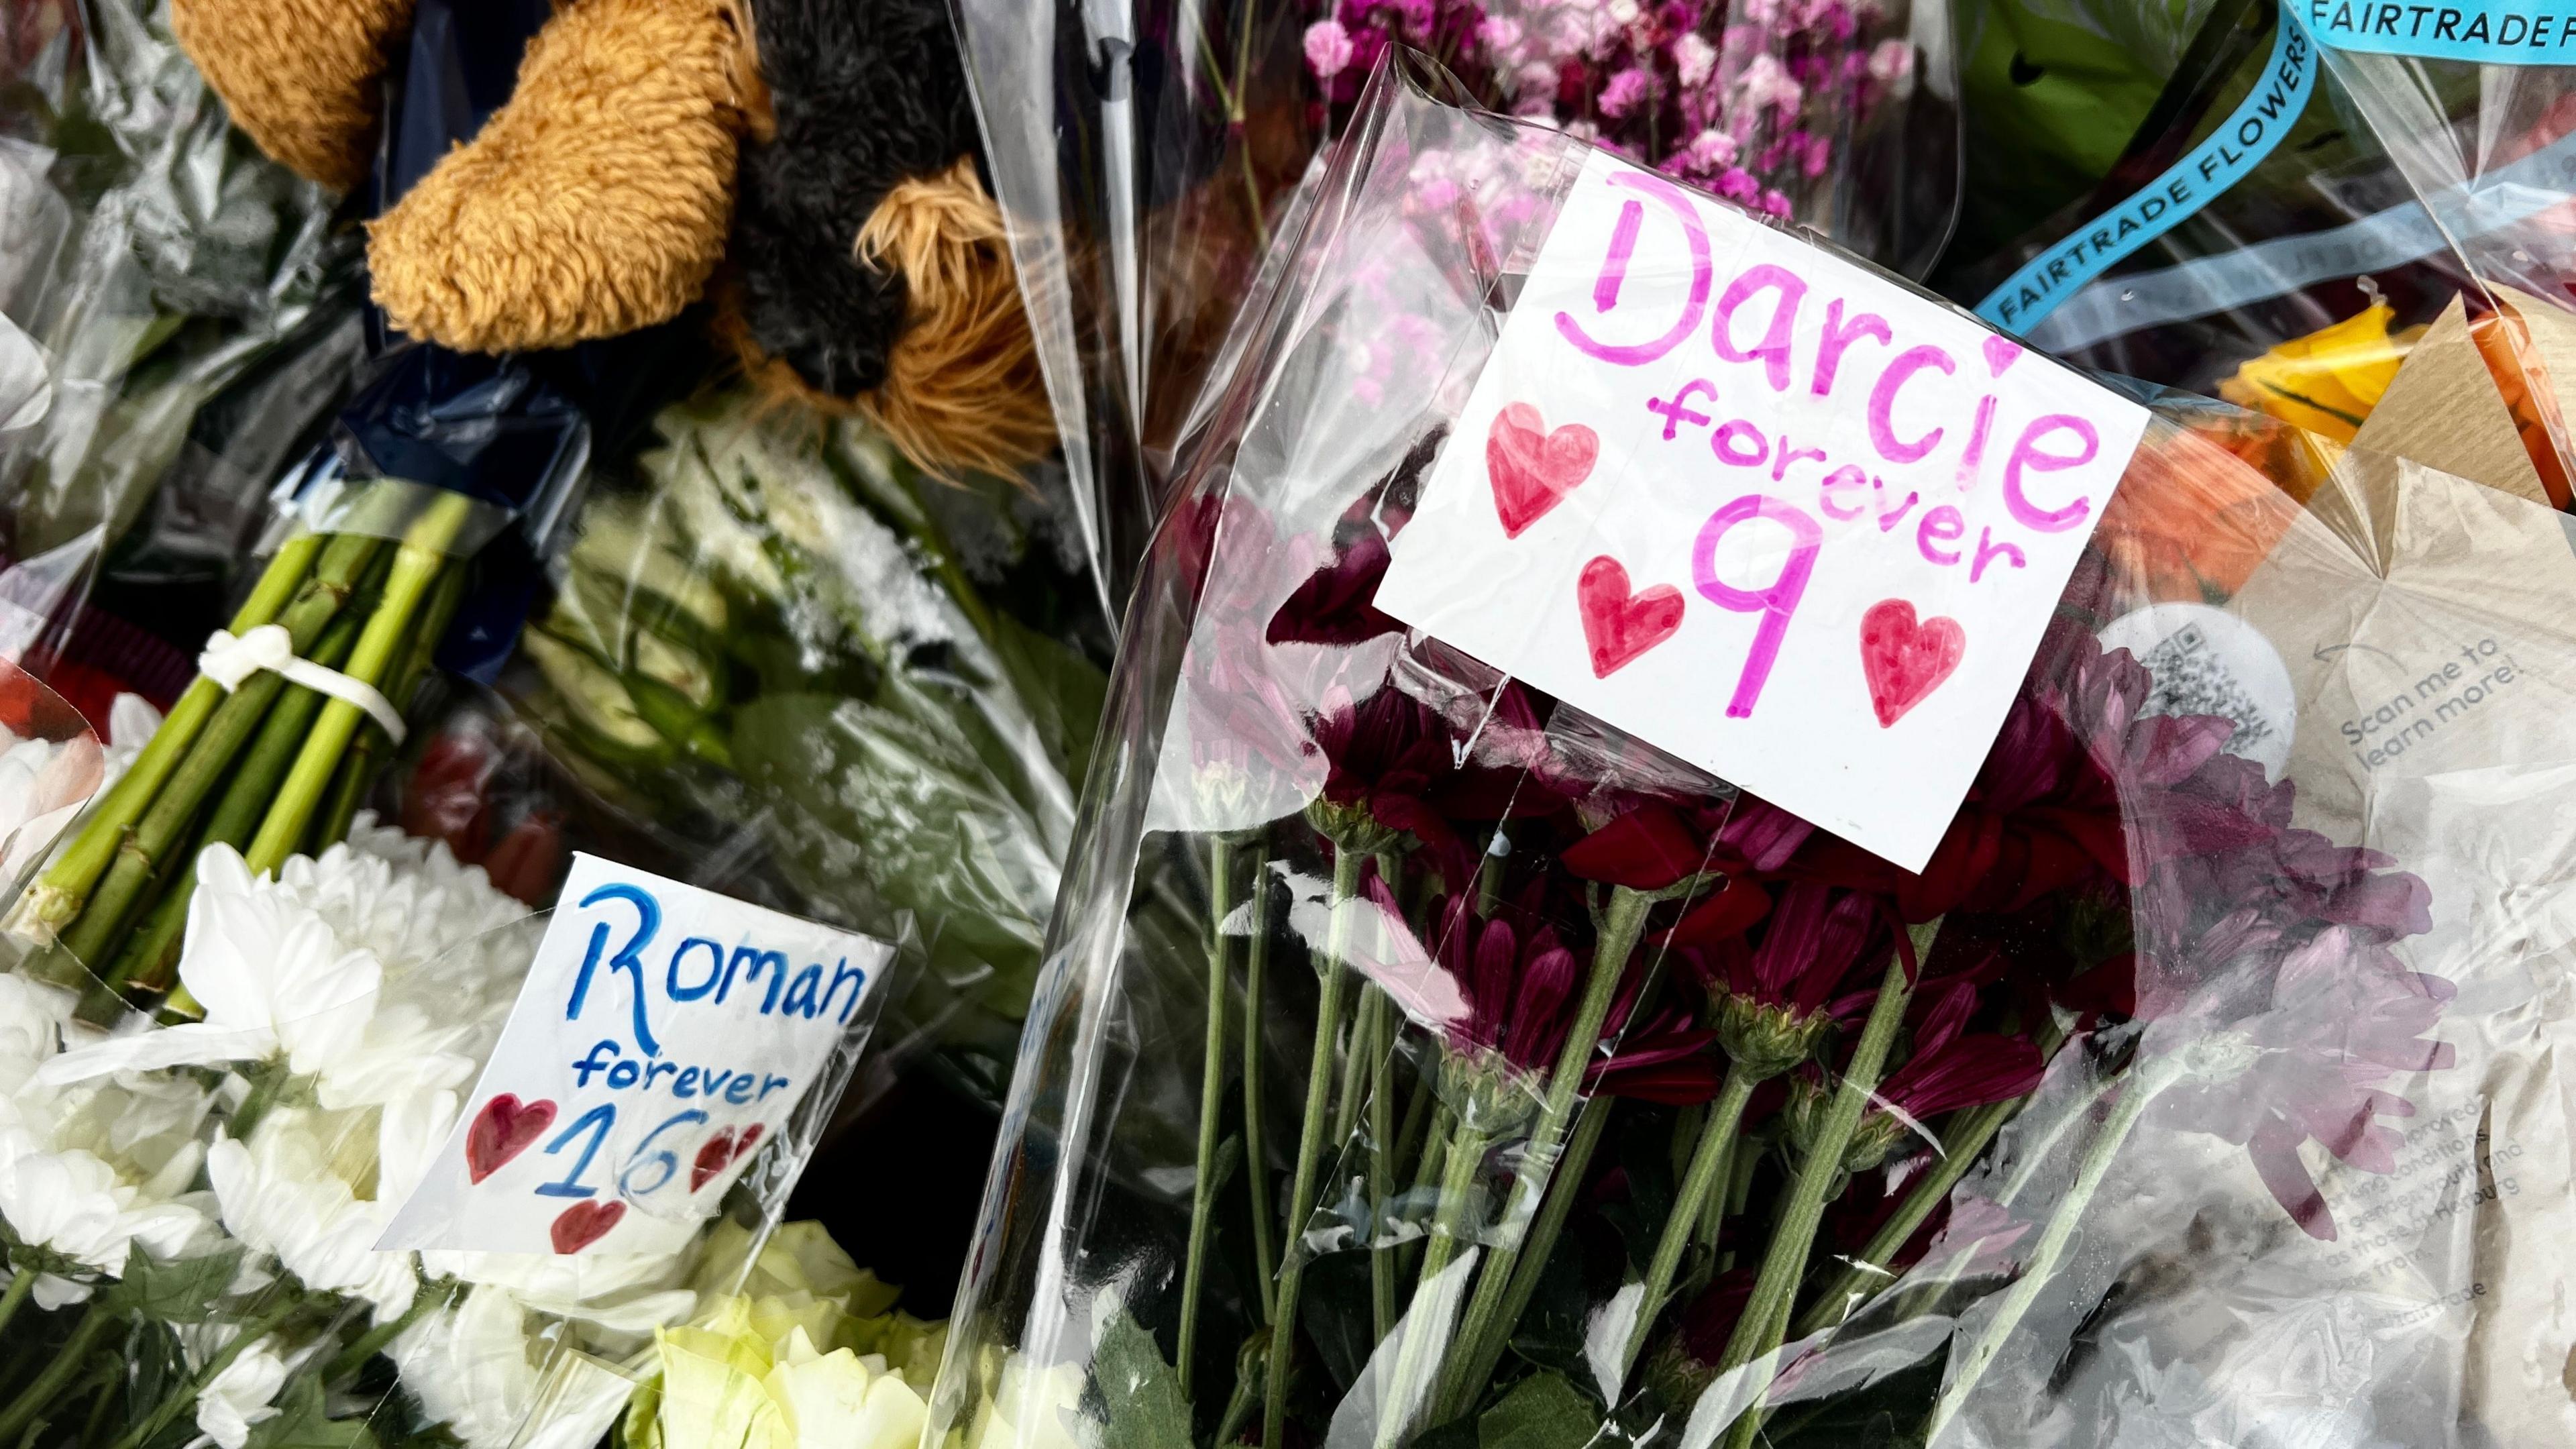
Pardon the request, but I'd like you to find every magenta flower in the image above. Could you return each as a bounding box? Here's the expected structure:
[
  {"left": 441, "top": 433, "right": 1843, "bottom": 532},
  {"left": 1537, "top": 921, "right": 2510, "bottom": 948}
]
[
  {"left": 1597, "top": 66, "right": 1654, "bottom": 118},
  {"left": 1305, "top": 18, "right": 1356, "bottom": 78},
  {"left": 1428, "top": 893, "right": 1582, "bottom": 1074},
  {"left": 1873, "top": 981, "right": 2046, "bottom": 1123}
]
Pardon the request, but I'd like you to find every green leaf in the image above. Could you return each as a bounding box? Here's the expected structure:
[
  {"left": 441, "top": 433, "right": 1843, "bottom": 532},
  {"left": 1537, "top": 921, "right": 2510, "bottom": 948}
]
[
  {"left": 248, "top": 1378, "right": 380, "bottom": 1449},
  {"left": 1477, "top": 1371, "right": 1603, "bottom": 1449},
  {"left": 101, "top": 1244, "right": 242, "bottom": 1324},
  {"left": 1090, "top": 1310, "right": 1193, "bottom": 1447}
]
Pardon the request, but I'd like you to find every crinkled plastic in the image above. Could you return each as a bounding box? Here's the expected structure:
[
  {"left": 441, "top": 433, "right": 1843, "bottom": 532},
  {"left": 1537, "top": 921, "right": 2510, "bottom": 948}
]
[
  {"left": 930, "top": 63, "right": 2574, "bottom": 1449},
  {"left": 0, "top": 0, "right": 362, "bottom": 674},
  {"left": 952, "top": 0, "right": 1324, "bottom": 610},
  {"left": 952, "top": 4, "right": 1962, "bottom": 609},
  {"left": 2314, "top": 40, "right": 2576, "bottom": 498}
]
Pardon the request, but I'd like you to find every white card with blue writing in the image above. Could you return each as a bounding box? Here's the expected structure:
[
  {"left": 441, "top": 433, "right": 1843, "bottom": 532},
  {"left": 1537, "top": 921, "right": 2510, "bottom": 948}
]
[
  {"left": 1375, "top": 150, "right": 2151, "bottom": 871},
  {"left": 379, "top": 853, "right": 891, "bottom": 1254}
]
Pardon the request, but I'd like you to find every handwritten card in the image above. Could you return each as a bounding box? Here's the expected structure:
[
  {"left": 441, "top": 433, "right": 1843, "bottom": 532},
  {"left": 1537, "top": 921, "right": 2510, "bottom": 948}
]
[
  {"left": 379, "top": 853, "right": 891, "bottom": 1255},
  {"left": 1376, "top": 151, "right": 2151, "bottom": 870}
]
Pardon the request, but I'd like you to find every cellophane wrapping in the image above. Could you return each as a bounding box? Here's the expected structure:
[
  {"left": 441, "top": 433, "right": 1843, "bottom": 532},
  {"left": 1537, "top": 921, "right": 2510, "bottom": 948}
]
[
  {"left": 0, "top": 0, "right": 362, "bottom": 680},
  {"left": 930, "top": 61, "right": 2576, "bottom": 1448}
]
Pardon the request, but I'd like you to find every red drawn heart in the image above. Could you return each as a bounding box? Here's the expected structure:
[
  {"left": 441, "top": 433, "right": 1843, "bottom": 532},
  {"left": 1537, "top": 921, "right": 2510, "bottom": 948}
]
[
  {"left": 465, "top": 1094, "right": 555, "bottom": 1184},
  {"left": 1576, "top": 556, "right": 1684, "bottom": 678},
  {"left": 689, "top": 1124, "right": 769, "bottom": 1191},
  {"left": 1487, "top": 401, "right": 1599, "bottom": 538},
  {"left": 691, "top": 1130, "right": 735, "bottom": 1191},
  {"left": 549, "top": 1199, "right": 625, "bottom": 1254},
  {"left": 1859, "top": 599, "right": 1966, "bottom": 727}
]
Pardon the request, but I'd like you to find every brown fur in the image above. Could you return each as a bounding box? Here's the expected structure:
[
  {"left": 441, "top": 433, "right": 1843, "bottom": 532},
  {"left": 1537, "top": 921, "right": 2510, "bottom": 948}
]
[
  {"left": 172, "top": 0, "right": 413, "bottom": 191},
  {"left": 366, "top": 0, "right": 747, "bottom": 353},
  {"left": 721, "top": 160, "right": 1054, "bottom": 480}
]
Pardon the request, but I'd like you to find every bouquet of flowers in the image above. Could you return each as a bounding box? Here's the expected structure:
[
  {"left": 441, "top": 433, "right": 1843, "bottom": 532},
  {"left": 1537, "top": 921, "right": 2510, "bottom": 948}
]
[
  {"left": 925, "top": 64, "right": 2563, "bottom": 1448},
  {"left": 500, "top": 388, "right": 1111, "bottom": 1096},
  {"left": 0, "top": 798, "right": 943, "bottom": 1449}
]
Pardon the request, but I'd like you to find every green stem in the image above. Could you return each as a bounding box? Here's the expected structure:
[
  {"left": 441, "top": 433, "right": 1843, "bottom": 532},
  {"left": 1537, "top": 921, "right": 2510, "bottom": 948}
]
[
  {"left": 0, "top": 1301, "right": 118, "bottom": 1443},
  {"left": 1242, "top": 856, "right": 1277, "bottom": 1325},
  {"left": 310, "top": 553, "right": 454, "bottom": 855},
  {"left": 228, "top": 1064, "right": 288, "bottom": 1144},
  {"left": 1397, "top": 1099, "right": 1454, "bottom": 1286},
  {"left": 40, "top": 535, "right": 384, "bottom": 979},
  {"left": 6, "top": 533, "right": 323, "bottom": 941},
  {"left": 1179, "top": 835, "right": 1238, "bottom": 1403},
  {"left": 1438, "top": 1091, "right": 1612, "bottom": 1421},
  {"left": 1262, "top": 845, "right": 1363, "bottom": 1449},
  {"left": 1717, "top": 1134, "right": 1761, "bottom": 1273},
  {"left": 1923, "top": 1057, "right": 2176, "bottom": 1445},
  {"left": 242, "top": 496, "right": 472, "bottom": 879},
  {"left": 1713, "top": 923, "right": 1937, "bottom": 1449},
  {"left": 1332, "top": 983, "right": 1378, "bottom": 1156},
  {"left": 0, "top": 1270, "right": 32, "bottom": 1342},
  {"left": 1214, "top": 1344, "right": 1261, "bottom": 1449},
  {"left": 1367, "top": 987, "right": 1397, "bottom": 1346},
  {"left": 72, "top": 1350, "right": 121, "bottom": 1449},
  {"left": 1623, "top": 1067, "right": 1757, "bottom": 1379},
  {"left": 1436, "top": 885, "right": 1656, "bottom": 1411},
  {"left": 107, "top": 1292, "right": 303, "bottom": 1449},
  {"left": 1373, "top": 1115, "right": 1493, "bottom": 1449},
  {"left": 2000, "top": 1069, "right": 2120, "bottom": 1208},
  {"left": 1790, "top": 1094, "right": 2027, "bottom": 1341},
  {"left": 324, "top": 1279, "right": 449, "bottom": 1382},
  {"left": 85, "top": 597, "right": 373, "bottom": 1012},
  {"left": 1474, "top": 832, "right": 1505, "bottom": 918}
]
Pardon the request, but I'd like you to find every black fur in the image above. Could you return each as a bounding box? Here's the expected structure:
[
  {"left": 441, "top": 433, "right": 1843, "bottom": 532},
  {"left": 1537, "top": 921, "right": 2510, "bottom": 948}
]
[{"left": 733, "top": 0, "right": 980, "bottom": 396}]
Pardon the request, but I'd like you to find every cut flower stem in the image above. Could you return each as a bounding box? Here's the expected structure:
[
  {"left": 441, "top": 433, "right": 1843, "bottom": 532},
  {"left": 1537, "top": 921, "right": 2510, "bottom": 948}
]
[
  {"left": 1263, "top": 845, "right": 1364, "bottom": 1449},
  {"left": 1435, "top": 884, "right": 1655, "bottom": 1413},
  {"left": 1178, "top": 833, "right": 1240, "bottom": 1402},
  {"left": 1715, "top": 920, "right": 1939, "bottom": 1449},
  {"left": 1624, "top": 1065, "right": 1757, "bottom": 1379},
  {"left": 1924, "top": 1054, "right": 2182, "bottom": 1444}
]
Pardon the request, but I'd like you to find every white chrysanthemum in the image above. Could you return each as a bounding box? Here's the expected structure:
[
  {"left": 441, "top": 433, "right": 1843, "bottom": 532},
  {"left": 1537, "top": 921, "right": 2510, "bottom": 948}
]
[
  {"left": 43, "top": 826, "right": 532, "bottom": 1108},
  {"left": 192, "top": 1330, "right": 290, "bottom": 1449},
  {"left": 42, "top": 1065, "right": 214, "bottom": 1200},
  {"left": 0, "top": 1136, "right": 207, "bottom": 1306},
  {"left": 0, "top": 973, "right": 70, "bottom": 1102},
  {"left": 393, "top": 1283, "right": 645, "bottom": 1449},
  {"left": 38, "top": 845, "right": 378, "bottom": 1091},
  {"left": 206, "top": 1122, "right": 417, "bottom": 1322}
]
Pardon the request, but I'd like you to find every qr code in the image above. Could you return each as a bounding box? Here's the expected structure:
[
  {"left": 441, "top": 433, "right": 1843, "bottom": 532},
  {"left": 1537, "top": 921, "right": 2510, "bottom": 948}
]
[{"left": 2138, "top": 624, "right": 2273, "bottom": 753}]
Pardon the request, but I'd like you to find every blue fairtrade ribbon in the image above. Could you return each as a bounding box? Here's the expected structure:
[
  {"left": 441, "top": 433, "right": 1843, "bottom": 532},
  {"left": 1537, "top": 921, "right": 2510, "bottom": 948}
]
[
  {"left": 2300, "top": 0, "right": 2576, "bottom": 62},
  {"left": 1978, "top": 11, "right": 2320, "bottom": 333}
]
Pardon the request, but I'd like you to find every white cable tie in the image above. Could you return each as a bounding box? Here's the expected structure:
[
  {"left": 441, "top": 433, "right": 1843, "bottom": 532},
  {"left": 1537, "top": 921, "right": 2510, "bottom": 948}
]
[{"left": 199, "top": 626, "right": 409, "bottom": 746}]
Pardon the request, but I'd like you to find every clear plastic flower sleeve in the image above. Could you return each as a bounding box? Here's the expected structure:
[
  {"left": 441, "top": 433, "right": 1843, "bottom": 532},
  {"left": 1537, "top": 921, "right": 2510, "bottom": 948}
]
[{"left": 930, "top": 60, "right": 2575, "bottom": 1448}]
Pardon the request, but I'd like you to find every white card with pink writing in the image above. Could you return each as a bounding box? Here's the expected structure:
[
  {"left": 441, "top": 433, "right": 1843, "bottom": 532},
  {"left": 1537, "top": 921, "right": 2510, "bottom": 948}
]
[
  {"left": 379, "top": 853, "right": 890, "bottom": 1255},
  {"left": 1376, "top": 150, "right": 2149, "bottom": 871}
]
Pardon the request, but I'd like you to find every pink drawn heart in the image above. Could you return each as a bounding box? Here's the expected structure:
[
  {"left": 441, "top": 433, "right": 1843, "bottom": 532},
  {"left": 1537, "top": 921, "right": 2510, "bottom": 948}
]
[
  {"left": 550, "top": 1199, "right": 626, "bottom": 1254},
  {"left": 1487, "top": 401, "right": 1599, "bottom": 538},
  {"left": 690, "top": 1123, "right": 767, "bottom": 1191},
  {"left": 465, "top": 1093, "right": 556, "bottom": 1184},
  {"left": 1859, "top": 599, "right": 1966, "bottom": 727},
  {"left": 1576, "top": 556, "right": 1684, "bottom": 678}
]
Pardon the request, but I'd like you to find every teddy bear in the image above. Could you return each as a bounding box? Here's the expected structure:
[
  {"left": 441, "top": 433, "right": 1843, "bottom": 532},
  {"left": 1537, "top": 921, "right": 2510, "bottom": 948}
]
[{"left": 172, "top": 0, "right": 1054, "bottom": 475}]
